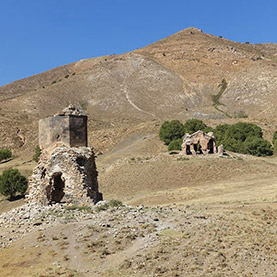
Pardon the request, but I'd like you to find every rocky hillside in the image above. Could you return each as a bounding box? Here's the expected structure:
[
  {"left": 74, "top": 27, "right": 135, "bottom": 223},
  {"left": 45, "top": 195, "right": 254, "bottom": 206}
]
[
  {"left": 1, "top": 200, "right": 277, "bottom": 276},
  {"left": 1, "top": 27, "right": 277, "bottom": 157}
]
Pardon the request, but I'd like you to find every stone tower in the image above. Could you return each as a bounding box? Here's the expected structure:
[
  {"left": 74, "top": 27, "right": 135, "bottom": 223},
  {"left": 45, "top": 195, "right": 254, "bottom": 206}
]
[
  {"left": 38, "top": 104, "right": 88, "bottom": 150},
  {"left": 27, "top": 105, "right": 102, "bottom": 205}
]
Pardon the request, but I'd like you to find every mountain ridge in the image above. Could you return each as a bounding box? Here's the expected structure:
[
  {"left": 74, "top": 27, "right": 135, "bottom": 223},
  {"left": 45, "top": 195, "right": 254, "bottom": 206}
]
[{"left": 1, "top": 27, "right": 277, "bottom": 157}]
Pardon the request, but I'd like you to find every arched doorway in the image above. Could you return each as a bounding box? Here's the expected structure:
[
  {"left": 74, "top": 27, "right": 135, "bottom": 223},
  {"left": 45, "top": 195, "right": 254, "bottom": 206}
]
[
  {"left": 208, "top": 139, "right": 214, "bottom": 154},
  {"left": 193, "top": 142, "right": 203, "bottom": 154},
  {"left": 49, "top": 172, "right": 65, "bottom": 203}
]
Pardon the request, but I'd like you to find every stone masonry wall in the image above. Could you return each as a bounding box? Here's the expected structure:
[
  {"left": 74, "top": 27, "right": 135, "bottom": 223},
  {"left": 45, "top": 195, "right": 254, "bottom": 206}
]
[{"left": 27, "top": 146, "right": 102, "bottom": 205}]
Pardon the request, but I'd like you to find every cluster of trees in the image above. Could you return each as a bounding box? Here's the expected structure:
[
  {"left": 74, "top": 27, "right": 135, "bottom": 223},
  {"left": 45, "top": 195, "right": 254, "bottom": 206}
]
[
  {"left": 159, "top": 119, "right": 274, "bottom": 157},
  {"left": 213, "top": 122, "right": 273, "bottom": 157},
  {"left": 159, "top": 119, "right": 212, "bottom": 151}
]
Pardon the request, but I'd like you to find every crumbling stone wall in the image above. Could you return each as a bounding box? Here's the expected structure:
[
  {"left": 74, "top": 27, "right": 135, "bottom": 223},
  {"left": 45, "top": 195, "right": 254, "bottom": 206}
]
[{"left": 27, "top": 146, "right": 102, "bottom": 205}]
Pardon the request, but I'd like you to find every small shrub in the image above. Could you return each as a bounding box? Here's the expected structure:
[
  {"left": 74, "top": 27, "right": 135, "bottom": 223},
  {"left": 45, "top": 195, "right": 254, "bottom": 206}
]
[
  {"left": 51, "top": 80, "right": 57, "bottom": 85},
  {"left": 274, "top": 142, "right": 277, "bottom": 155},
  {"left": 33, "top": 146, "right": 41, "bottom": 162},
  {"left": 0, "top": 149, "right": 12, "bottom": 162},
  {"left": 159, "top": 120, "right": 184, "bottom": 145},
  {"left": 95, "top": 202, "right": 109, "bottom": 212},
  {"left": 95, "top": 200, "right": 123, "bottom": 212},
  {"left": 177, "top": 156, "right": 189, "bottom": 161},
  {"left": 108, "top": 199, "right": 123, "bottom": 207},
  {"left": 273, "top": 131, "right": 277, "bottom": 145},
  {"left": 80, "top": 102, "right": 88, "bottom": 111},
  {"left": 234, "top": 111, "right": 248, "bottom": 118},
  {"left": 0, "top": 169, "right": 28, "bottom": 199},
  {"left": 168, "top": 139, "right": 183, "bottom": 151},
  {"left": 64, "top": 205, "right": 92, "bottom": 213}
]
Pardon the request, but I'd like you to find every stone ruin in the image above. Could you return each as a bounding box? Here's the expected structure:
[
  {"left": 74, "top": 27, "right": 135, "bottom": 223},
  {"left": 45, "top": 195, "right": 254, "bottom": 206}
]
[
  {"left": 181, "top": 130, "right": 217, "bottom": 155},
  {"left": 27, "top": 104, "right": 102, "bottom": 205}
]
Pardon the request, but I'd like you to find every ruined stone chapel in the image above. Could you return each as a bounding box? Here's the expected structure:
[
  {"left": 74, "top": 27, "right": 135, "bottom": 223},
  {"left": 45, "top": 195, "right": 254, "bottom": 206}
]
[
  {"left": 181, "top": 130, "right": 217, "bottom": 155},
  {"left": 27, "top": 105, "right": 102, "bottom": 205}
]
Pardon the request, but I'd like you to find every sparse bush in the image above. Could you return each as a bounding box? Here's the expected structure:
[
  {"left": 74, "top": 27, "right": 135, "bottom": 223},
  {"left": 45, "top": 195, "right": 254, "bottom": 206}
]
[
  {"left": 80, "top": 102, "right": 88, "bottom": 111},
  {"left": 0, "top": 169, "right": 28, "bottom": 199},
  {"left": 183, "top": 119, "right": 208, "bottom": 134},
  {"left": 273, "top": 131, "right": 277, "bottom": 154},
  {"left": 273, "top": 131, "right": 277, "bottom": 145},
  {"left": 0, "top": 149, "right": 12, "bottom": 162},
  {"left": 159, "top": 120, "right": 184, "bottom": 145},
  {"left": 33, "top": 145, "right": 41, "bottom": 162},
  {"left": 168, "top": 139, "right": 183, "bottom": 151},
  {"left": 108, "top": 199, "right": 123, "bottom": 207},
  {"left": 234, "top": 110, "right": 248, "bottom": 118},
  {"left": 64, "top": 205, "right": 92, "bottom": 213},
  {"left": 95, "top": 200, "right": 123, "bottom": 212},
  {"left": 95, "top": 202, "right": 109, "bottom": 212}
]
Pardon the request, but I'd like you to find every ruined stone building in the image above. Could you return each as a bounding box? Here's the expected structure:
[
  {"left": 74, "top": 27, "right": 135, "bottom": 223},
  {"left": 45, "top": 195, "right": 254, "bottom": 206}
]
[
  {"left": 181, "top": 130, "right": 217, "bottom": 155},
  {"left": 27, "top": 105, "right": 102, "bottom": 205}
]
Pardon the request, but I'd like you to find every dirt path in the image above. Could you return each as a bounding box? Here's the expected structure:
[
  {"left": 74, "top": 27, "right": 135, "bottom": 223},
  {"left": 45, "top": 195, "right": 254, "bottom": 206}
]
[{"left": 98, "top": 133, "right": 155, "bottom": 166}]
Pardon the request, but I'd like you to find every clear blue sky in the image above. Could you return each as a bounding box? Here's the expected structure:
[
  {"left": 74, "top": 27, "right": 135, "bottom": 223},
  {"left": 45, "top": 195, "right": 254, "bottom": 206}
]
[{"left": 1, "top": 0, "right": 277, "bottom": 86}]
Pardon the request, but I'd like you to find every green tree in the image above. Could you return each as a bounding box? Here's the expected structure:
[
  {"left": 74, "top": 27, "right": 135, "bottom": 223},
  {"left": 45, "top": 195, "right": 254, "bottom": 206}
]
[
  {"left": 225, "top": 122, "right": 262, "bottom": 143},
  {"left": 168, "top": 139, "right": 183, "bottom": 151},
  {"left": 33, "top": 146, "right": 41, "bottom": 162},
  {"left": 213, "top": 124, "right": 230, "bottom": 145},
  {"left": 159, "top": 120, "right": 184, "bottom": 145},
  {"left": 0, "top": 169, "right": 28, "bottom": 199},
  {"left": 244, "top": 137, "right": 273, "bottom": 157},
  {"left": 213, "top": 122, "right": 272, "bottom": 156},
  {"left": 183, "top": 119, "right": 208, "bottom": 134},
  {"left": 0, "top": 149, "right": 12, "bottom": 162}
]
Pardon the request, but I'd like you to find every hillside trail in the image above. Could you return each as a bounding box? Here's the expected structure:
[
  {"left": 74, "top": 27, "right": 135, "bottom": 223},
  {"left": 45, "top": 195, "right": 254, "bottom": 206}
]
[
  {"left": 97, "top": 133, "right": 155, "bottom": 166},
  {"left": 122, "top": 77, "right": 155, "bottom": 118}
]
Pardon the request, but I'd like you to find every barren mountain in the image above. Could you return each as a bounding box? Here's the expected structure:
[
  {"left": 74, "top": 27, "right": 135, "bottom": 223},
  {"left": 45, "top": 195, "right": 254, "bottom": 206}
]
[
  {"left": 1, "top": 27, "right": 277, "bottom": 157},
  {"left": 2, "top": 27, "right": 277, "bottom": 276}
]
